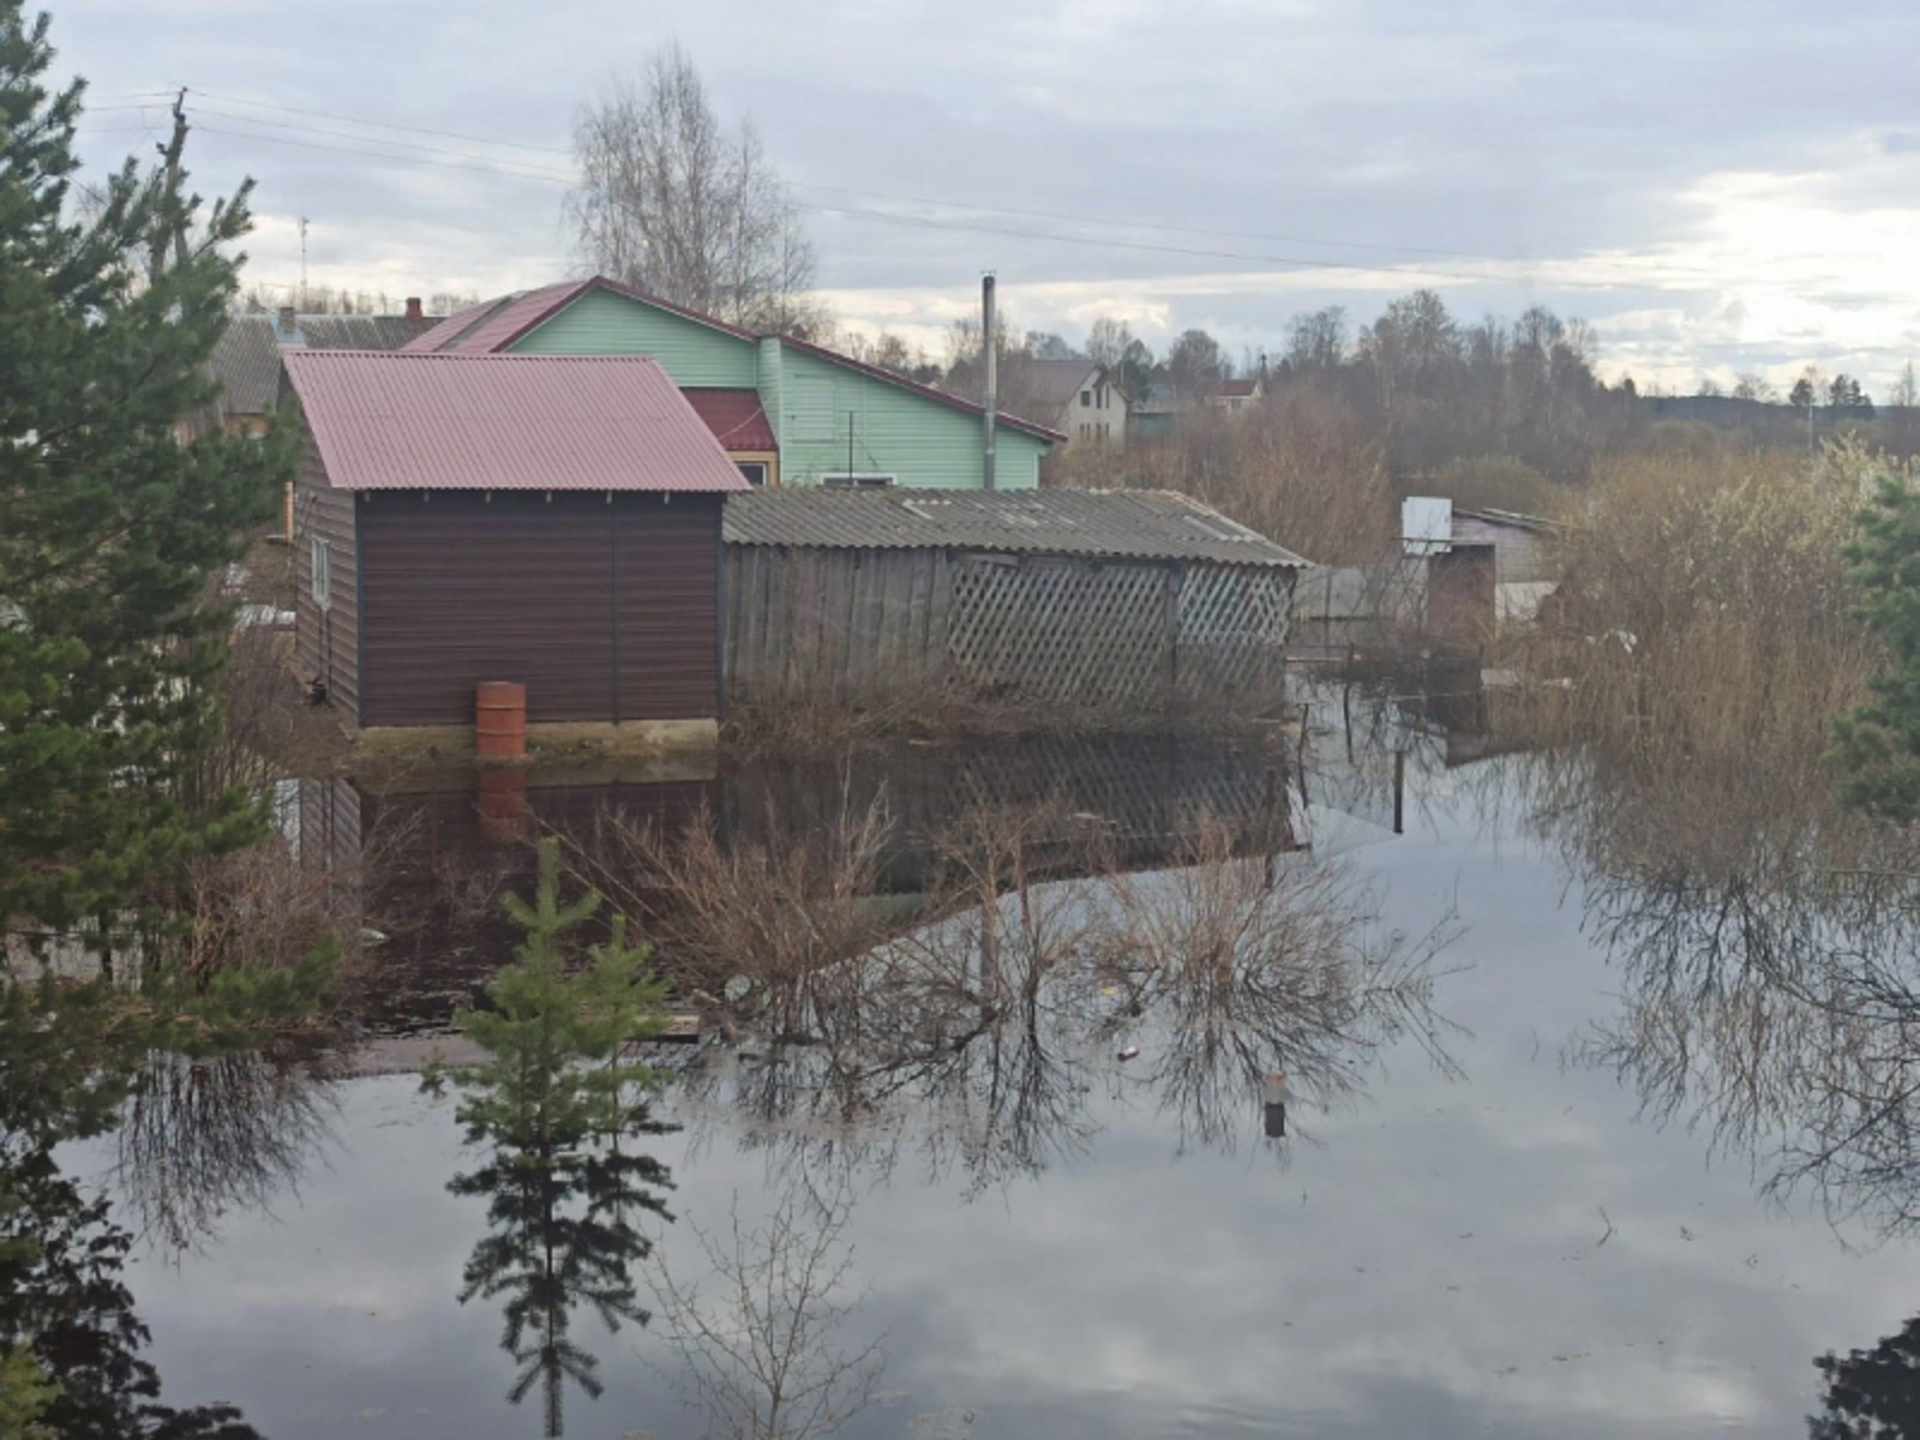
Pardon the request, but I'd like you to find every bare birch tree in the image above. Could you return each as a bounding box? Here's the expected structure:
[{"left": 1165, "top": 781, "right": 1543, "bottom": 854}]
[{"left": 567, "top": 42, "right": 822, "bottom": 333}]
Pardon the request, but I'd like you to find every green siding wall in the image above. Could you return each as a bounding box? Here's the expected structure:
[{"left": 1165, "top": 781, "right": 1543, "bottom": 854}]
[
  {"left": 772, "top": 345, "right": 1043, "bottom": 490},
  {"left": 505, "top": 288, "right": 1048, "bottom": 488},
  {"left": 510, "top": 287, "right": 757, "bottom": 386},
  {"left": 756, "top": 338, "right": 784, "bottom": 450}
]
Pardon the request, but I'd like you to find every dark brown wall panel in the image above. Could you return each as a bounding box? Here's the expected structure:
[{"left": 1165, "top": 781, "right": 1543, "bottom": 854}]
[
  {"left": 357, "top": 491, "right": 724, "bottom": 728},
  {"left": 359, "top": 493, "right": 616, "bottom": 727},
  {"left": 292, "top": 436, "right": 361, "bottom": 721},
  {"left": 616, "top": 493, "right": 723, "bottom": 720}
]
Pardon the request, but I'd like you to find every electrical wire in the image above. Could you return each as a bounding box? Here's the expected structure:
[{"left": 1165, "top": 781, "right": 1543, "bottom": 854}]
[{"left": 141, "top": 88, "right": 1820, "bottom": 298}]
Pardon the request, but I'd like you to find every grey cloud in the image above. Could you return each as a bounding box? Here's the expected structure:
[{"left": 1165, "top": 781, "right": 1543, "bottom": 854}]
[{"left": 54, "top": 0, "right": 1920, "bottom": 385}]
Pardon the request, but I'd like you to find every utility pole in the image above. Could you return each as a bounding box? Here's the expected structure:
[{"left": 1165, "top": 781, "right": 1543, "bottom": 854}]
[
  {"left": 148, "top": 87, "right": 190, "bottom": 281},
  {"left": 982, "top": 272, "right": 998, "bottom": 492},
  {"left": 299, "top": 216, "right": 310, "bottom": 311}
]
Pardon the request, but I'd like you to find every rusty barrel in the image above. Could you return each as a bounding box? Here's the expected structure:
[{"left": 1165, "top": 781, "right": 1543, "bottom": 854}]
[{"left": 475, "top": 680, "right": 527, "bottom": 761}]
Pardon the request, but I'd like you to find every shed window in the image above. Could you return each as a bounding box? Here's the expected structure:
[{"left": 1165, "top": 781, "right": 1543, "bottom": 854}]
[
  {"left": 736, "top": 461, "right": 769, "bottom": 487},
  {"left": 821, "top": 473, "right": 895, "bottom": 490},
  {"left": 310, "top": 536, "right": 331, "bottom": 609}
]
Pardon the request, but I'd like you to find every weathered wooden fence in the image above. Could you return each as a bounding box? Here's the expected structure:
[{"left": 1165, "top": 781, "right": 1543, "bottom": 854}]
[{"left": 723, "top": 544, "right": 1295, "bottom": 714}]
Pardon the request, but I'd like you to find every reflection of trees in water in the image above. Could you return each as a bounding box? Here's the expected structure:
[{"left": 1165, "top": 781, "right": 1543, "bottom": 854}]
[
  {"left": 450, "top": 1125, "right": 673, "bottom": 1435},
  {"left": 1, "top": 1141, "right": 261, "bottom": 1439},
  {"left": 670, "top": 806, "right": 1458, "bottom": 1189},
  {"left": 431, "top": 839, "right": 676, "bottom": 1437},
  {"left": 114, "top": 1050, "right": 337, "bottom": 1253},
  {"left": 648, "top": 1178, "right": 884, "bottom": 1440},
  {"left": 1516, "top": 747, "right": 1920, "bottom": 1237},
  {"left": 1809, "top": 1312, "right": 1920, "bottom": 1438},
  {"left": 0, "top": 979, "right": 282, "bottom": 1438},
  {"left": 1100, "top": 816, "right": 1461, "bottom": 1153}
]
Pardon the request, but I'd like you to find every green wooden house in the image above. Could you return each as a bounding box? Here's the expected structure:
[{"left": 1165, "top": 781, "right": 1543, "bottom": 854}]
[{"left": 400, "top": 278, "right": 1061, "bottom": 489}]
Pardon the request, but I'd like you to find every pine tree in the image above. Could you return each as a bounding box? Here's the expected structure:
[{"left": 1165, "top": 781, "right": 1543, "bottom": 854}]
[
  {"left": 0, "top": 4, "right": 291, "bottom": 958},
  {"left": 1832, "top": 469, "right": 1920, "bottom": 821}
]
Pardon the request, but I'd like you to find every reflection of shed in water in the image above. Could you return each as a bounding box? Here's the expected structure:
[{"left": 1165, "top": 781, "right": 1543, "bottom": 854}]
[
  {"left": 300, "top": 774, "right": 715, "bottom": 1034},
  {"left": 727, "top": 735, "right": 1296, "bottom": 894},
  {"left": 300, "top": 737, "right": 1298, "bottom": 1033}
]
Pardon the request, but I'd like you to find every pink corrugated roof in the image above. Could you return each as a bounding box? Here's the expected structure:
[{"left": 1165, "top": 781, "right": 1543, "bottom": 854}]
[
  {"left": 283, "top": 351, "right": 751, "bottom": 494},
  {"left": 680, "top": 388, "right": 777, "bottom": 452},
  {"left": 397, "top": 283, "right": 588, "bottom": 355}
]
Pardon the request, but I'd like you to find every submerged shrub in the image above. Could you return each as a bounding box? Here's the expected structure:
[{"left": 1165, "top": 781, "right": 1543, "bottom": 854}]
[{"left": 1508, "top": 439, "right": 1879, "bottom": 777}]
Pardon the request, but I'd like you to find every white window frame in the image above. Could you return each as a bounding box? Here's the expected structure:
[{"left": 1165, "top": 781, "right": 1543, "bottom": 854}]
[
  {"left": 736, "top": 461, "right": 770, "bottom": 487},
  {"left": 820, "top": 473, "right": 896, "bottom": 490},
  {"left": 310, "top": 536, "right": 331, "bottom": 609}
]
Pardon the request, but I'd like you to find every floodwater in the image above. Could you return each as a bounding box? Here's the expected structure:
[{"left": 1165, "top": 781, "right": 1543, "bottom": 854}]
[{"left": 50, "top": 692, "right": 1920, "bottom": 1437}]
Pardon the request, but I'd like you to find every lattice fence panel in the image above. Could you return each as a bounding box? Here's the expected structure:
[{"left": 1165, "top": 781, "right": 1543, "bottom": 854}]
[
  {"left": 1176, "top": 567, "right": 1293, "bottom": 709},
  {"left": 948, "top": 557, "right": 1172, "bottom": 709}
]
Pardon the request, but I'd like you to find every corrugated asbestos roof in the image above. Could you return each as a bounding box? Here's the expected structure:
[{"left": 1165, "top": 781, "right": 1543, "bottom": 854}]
[
  {"left": 283, "top": 351, "right": 752, "bottom": 495},
  {"left": 209, "top": 320, "right": 285, "bottom": 417},
  {"left": 210, "top": 313, "right": 427, "bottom": 418},
  {"left": 680, "top": 388, "right": 777, "bottom": 452},
  {"left": 722, "top": 488, "right": 1307, "bottom": 569}
]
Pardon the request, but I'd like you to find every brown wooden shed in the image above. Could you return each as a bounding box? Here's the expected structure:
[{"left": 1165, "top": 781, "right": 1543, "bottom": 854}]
[{"left": 284, "top": 351, "right": 749, "bottom": 736}]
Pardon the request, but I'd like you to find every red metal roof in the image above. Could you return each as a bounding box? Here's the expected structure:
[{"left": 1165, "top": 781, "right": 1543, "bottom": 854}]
[
  {"left": 399, "top": 276, "right": 759, "bottom": 355},
  {"left": 680, "top": 388, "right": 778, "bottom": 452},
  {"left": 283, "top": 351, "right": 751, "bottom": 494},
  {"left": 1208, "top": 378, "right": 1261, "bottom": 400}
]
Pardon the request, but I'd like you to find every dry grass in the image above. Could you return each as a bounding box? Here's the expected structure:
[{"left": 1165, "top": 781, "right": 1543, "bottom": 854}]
[
  {"left": 1499, "top": 440, "right": 1881, "bottom": 776},
  {"left": 1402, "top": 455, "right": 1572, "bottom": 519},
  {"left": 1051, "top": 390, "right": 1396, "bottom": 565}
]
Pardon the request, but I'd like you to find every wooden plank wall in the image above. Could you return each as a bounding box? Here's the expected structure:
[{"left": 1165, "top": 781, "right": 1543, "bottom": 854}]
[
  {"left": 725, "top": 546, "right": 952, "bottom": 705},
  {"left": 723, "top": 545, "right": 1292, "bottom": 714}
]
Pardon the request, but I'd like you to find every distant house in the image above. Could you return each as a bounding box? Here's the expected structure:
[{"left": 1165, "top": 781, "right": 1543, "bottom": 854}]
[
  {"left": 1204, "top": 376, "right": 1265, "bottom": 414},
  {"left": 205, "top": 301, "right": 433, "bottom": 437},
  {"left": 1020, "top": 358, "right": 1128, "bottom": 448},
  {"left": 1129, "top": 381, "right": 1180, "bottom": 442},
  {"left": 1290, "top": 498, "right": 1563, "bottom": 658},
  {"left": 401, "top": 277, "right": 1063, "bottom": 489},
  {"left": 283, "top": 351, "right": 748, "bottom": 743}
]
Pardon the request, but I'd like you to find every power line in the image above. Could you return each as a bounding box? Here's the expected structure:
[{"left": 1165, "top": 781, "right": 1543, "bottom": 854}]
[
  {"left": 189, "top": 105, "right": 576, "bottom": 178},
  {"left": 791, "top": 181, "right": 1534, "bottom": 266},
  {"left": 186, "top": 88, "right": 572, "bottom": 157},
  {"left": 190, "top": 122, "right": 576, "bottom": 185},
  {"left": 185, "top": 117, "right": 1684, "bottom": 292},
  {"left": 175, "top": 99, "right": 1800, "bottom": 298}
]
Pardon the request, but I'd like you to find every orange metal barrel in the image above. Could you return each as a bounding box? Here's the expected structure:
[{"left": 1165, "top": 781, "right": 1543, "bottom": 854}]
[{"left": 474, "top": 680, "right": 527, "bottom": 760}]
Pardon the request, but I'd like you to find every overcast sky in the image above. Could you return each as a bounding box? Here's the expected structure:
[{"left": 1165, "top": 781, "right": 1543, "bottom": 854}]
[{"left": 60, "top": 0, "right": 1920, "bottom": 394}]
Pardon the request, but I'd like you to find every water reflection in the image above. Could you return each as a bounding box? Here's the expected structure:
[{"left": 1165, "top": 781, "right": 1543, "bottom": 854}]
[
  {"left": 1517, "top": 742, "right": 1920, "bottom": 1240},
  {"left": 667, "top": 806, "right": 1457, "bottom": 1189},
  {"left": 649, "top": 1178, "right": 885, "bottom": 1440},
  {"left": 1810, "top": 1313, "right": 1920, "bottom": 1437},
  {"left": 114, "top": 1050, "right": 338, "bottom": 1254},
  {"left": 427, "top": 841, "right": 675, "bottom": 1437},
  {"left": 0, "top": 983, "right": 270, "bottom": 1438}
]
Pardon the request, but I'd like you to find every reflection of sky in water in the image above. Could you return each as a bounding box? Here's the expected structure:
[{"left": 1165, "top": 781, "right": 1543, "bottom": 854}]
[{"left": 85, "top": 755, "right": 1920, "bottom": 1438}]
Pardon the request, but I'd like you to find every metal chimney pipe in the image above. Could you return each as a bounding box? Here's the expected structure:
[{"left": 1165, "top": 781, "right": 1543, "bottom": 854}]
[{"left": 982, "top": 272, "right": 997, "bottom": 492}]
